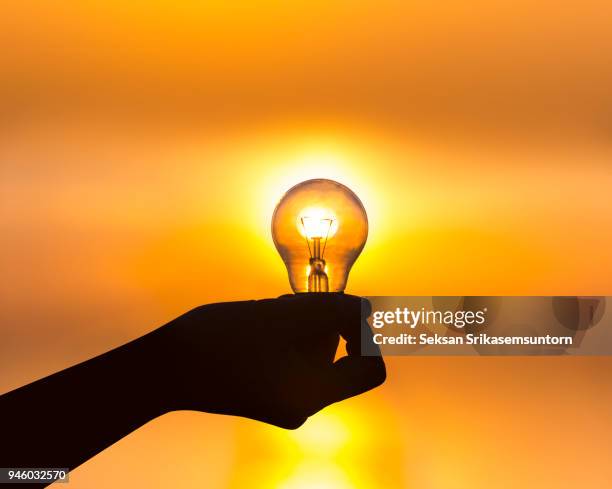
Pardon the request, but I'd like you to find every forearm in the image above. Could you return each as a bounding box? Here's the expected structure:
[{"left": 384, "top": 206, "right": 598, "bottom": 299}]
[{"left": 0, "top": 333, "right": 165, "bottom": 473}]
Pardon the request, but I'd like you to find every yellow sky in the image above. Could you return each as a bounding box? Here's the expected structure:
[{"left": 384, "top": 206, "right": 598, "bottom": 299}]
[{"left": 2, "top": 2, "right": 612, "bottom": 488}]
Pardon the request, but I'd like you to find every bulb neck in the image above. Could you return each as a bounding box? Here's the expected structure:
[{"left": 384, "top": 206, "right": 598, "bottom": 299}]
[
  {"left": 308, "top": 257, "right": 329, "bottom": 292},
  {"left": 311, "top": 237, "right": 322, "bottom": 259}
]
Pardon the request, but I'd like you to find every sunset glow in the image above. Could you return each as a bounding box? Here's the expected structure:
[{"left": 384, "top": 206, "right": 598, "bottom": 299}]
[{"left": 2, "top": 1, "right": 612, "bottom": 488}]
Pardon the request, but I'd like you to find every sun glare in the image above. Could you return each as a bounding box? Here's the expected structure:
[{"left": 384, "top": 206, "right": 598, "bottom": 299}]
[
  {"left": 277, "top": 460, "right": 354, "bottom": 489},
  {"left": 247, "top": 136, "right": 383, "bottom": 247},
  {"left": 289, "top": 412, "right": 350, "bottom": 457}
]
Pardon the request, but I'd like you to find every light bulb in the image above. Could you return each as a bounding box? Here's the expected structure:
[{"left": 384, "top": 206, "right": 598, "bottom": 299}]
[{"left": 272, "top": 178, "right": 368, "bottom": 293}]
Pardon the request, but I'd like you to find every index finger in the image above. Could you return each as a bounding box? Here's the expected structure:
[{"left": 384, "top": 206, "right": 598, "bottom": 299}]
[{"left": 334, "top": 296, "right": 373, "bottom": 356}]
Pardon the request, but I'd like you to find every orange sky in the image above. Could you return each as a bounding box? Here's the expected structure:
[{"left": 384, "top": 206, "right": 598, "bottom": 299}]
[{"left": 1, "top": 2, "right": 612, "bottom": 488}]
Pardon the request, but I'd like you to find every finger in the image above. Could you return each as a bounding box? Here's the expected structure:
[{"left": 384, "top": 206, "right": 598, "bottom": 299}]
[
  {"left": 335, "top": 296, "right": 371, "bottom": 356},
  {"left": 273, "top": 294, "right": 363, "bottom": 333},
  {"left": 278, "top": 295, "right": 362, "bottom": 368},
  {"left": 324, "top": 355, "right": 386, "bottom": 405},
  {"left": 294, "top": 329, "right": 340, "bottom": 366},
  {"left": 277, "top": 293, "right": 359, "bottom": 316},
  {"left": 250, "top": 296, "right": 340, "bottom": 362},
  {"left": 285, "top": 295, "right": 344, "bottom": 362},
  {"left": 283, "top": 295, "right": 372, "bottom": 359}
]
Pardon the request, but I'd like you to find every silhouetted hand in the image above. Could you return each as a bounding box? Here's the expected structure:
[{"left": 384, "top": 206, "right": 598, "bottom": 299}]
[
  {"left": 153, "top": 294, "right": 385, "bottom": 428},
  {"left": 0, "top": 294, "right": 385, "bottom": 480}
]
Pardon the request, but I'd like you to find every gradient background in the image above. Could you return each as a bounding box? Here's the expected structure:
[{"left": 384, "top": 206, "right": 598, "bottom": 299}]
[{"left": 2, "top": 1, "right": 612, "bottom": 487}]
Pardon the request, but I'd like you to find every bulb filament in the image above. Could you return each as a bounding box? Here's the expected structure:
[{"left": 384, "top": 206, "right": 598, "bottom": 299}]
[{"left": 300, "top": 217, "right": 334, "bottom": 293}]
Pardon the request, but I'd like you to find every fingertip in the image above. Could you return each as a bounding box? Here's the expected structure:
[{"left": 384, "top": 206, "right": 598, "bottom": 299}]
[
  {"left": 360, "top": 297, "right": 372, "bottom": 317},
  {"left": 333, "top": 294, "right": 371, "bottom": 316},
  {"left": 282, "top": 292, "right": 353, "bottom": 308},
  {"left": 368, "top": 356, "right": 387, "bottom": 388},
  {"left": 335, "top": 293, "right": 361, "bottom": 303},
  {"left": 278, "top": 415, "right": 309, "bottom": 430},
  {"left": 273, "top": 293, "right": 367, "bottom": 328},
  {"left": 330, "top": 355, "right": 387, "bottom": 403}
]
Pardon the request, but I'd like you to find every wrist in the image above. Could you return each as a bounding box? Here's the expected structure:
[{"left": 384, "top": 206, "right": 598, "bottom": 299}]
[{"left": 110, "top": 331, "right": 172, "bottom": 420}]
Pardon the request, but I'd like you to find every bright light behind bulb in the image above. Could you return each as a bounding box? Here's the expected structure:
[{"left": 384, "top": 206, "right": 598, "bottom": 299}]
[{"left": 272, "top": 179, "right": 368, "bottom": 293}]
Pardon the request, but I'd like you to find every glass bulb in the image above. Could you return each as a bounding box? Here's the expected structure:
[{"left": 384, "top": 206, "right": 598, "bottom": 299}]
[{"left": 272, "top": 178, "right": 368, "bottom": 293}]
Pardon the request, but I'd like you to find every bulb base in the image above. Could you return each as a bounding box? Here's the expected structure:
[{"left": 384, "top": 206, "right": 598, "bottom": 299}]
[{"left": 308, "top": 258, "right": 329, "bottom": 293}]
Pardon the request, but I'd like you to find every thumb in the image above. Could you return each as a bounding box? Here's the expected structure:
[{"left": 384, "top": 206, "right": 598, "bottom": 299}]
[{"left": 328, "top": 355, "right": 386, "bottom": 404}]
